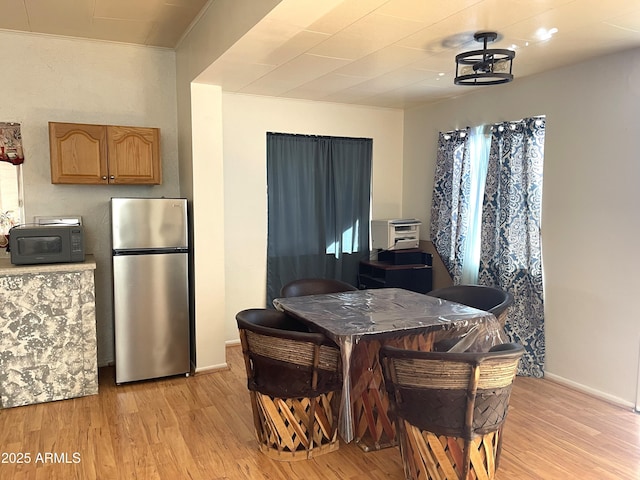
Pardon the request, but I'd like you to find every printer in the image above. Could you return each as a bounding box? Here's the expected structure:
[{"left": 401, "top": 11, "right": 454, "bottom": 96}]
[{"left": 371, "top": 218, "right": 421, "bottom": 251}]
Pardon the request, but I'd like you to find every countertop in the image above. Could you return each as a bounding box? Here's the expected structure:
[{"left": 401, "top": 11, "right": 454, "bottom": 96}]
[{"left": 0, "top": 253, "right": 96, "bottom": 275}]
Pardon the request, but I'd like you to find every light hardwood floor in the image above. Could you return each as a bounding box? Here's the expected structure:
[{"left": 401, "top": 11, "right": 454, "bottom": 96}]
[{"left": 1, "top": 345, "right": 639, "bottom": 480}]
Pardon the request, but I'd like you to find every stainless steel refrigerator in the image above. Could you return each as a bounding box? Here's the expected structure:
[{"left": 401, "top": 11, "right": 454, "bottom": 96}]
[{"left": 111, "top": 197, "right": 190, "bottom": 384}]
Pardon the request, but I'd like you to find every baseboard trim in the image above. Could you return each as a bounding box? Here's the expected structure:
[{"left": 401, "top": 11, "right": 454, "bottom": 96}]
[
  {"left": 194, "top": 362, "right": 229, "bottom": 374},
  {"left": 544, "top": 371, "right": 636, "bottom": 411},
  {"left": 193, "top": 341, "right": 241, "bottom": 374}
]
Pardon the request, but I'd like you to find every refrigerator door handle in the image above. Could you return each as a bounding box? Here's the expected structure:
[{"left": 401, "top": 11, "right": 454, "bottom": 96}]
[{"left": 113, "top": 247, "right": 189, "bottom": 256}]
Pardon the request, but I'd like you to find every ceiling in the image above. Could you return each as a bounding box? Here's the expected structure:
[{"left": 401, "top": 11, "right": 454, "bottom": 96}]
[
  {"left": 0, "top": 0, "right": 209, "bottom": 48},
  {"left": 2, "top": 0, "right": 640, "bottom": 108}
]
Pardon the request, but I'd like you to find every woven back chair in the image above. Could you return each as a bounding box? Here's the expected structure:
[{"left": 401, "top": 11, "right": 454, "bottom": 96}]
[
  {"left": 236, "top": 308, "right": 342, "bottom": 460},
  {"left": 381, "top": 343, "right": 524, "bottom": 480},
  {"left": 426, "top": 284, "right": 513, "bottom": 329},
  {"left": 280, "top": 278, "right": 358, "bottom": 297}
]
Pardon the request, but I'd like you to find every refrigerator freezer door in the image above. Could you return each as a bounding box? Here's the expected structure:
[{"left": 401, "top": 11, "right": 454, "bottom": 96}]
[
  {"left": 114, "top": 252, "right": 190, "bottom": 383},
  {"left": 111, "top": 198, "right": 188, "bottom": 250}
]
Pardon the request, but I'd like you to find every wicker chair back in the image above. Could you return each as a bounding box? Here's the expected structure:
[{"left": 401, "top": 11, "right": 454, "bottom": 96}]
[
  {"left": 426, "top": 284, "right": 513, "bottom": 328},
  {"left": 381, "top": 343, "right": 524, "bottom": 479},
  {"left": 280, "top": 278, "right": 357, "bottom": 298}
]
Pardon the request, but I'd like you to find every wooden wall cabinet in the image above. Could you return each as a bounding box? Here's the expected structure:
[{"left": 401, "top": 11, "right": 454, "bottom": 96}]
[{"left": 49, "top": 122, "right": 161, "bottom": 185}]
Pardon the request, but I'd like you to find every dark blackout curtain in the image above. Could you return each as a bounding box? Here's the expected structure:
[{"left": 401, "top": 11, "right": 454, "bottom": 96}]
[{"left": 266, "top": 133, "right": 372, "bottom": 306}]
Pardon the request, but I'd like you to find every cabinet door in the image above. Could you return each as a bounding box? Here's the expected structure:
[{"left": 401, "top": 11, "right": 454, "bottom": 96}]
[
  {"left": 107, "top": 126, "right": 161, "bottom": 185},
  {"left": 49, "top": 122, "right": 108, "bottom": 184}
]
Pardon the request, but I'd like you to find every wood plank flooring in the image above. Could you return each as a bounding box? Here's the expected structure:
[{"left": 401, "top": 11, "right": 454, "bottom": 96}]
[{"left": 1, "top": 345, "right": 639, "bottom": 479}]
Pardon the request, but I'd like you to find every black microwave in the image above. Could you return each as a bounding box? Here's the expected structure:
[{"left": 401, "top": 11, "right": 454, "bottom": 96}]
[{"left": 8, "top": 225, "right": 85, "bottom": 265}]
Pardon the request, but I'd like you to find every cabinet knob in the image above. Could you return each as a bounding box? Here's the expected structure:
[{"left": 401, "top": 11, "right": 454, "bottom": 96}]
[
  {"left": 110, "top": 175, "right": 115, "bottom": 180},
  {"left": 102, "top": 176, "right": 107, "bottom": 180}
]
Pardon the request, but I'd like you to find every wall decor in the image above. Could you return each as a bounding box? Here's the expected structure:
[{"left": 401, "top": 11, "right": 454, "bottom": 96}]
[{"left": 0, "top": 122, "right": 24, "bottom": 165}]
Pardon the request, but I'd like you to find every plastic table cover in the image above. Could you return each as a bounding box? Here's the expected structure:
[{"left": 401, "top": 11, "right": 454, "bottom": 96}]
[{"left": 273, "top": 288, "right": 507, "bottom": 444}]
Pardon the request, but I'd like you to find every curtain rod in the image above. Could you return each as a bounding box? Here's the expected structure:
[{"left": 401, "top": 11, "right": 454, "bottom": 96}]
[
  {"left": 441, "top": 115, "right": 545, "bottom": 138},
  {"left": 267, "top": 132, "right": 372, "bottom": 141}
]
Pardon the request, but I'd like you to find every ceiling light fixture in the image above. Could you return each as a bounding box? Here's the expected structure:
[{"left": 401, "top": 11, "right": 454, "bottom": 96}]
[{"left": 454, "top": 31, "right": 515, "bottom": 86}]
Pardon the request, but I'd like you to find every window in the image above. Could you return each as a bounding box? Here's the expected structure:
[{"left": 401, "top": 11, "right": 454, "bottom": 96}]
[
  {"left": 460, "top": 125, "right": 491, "bottom": 284},
  {"left": 0, "top": 122, "right": 24, "bottom": 244},
  {"left": 0, "top": 163, "right": 23, "bottom": 248}
]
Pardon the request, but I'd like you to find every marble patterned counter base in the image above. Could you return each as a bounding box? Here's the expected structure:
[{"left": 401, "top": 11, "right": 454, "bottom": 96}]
[{"left": 0, "top": 256, "right": 98, "bottom": 408}]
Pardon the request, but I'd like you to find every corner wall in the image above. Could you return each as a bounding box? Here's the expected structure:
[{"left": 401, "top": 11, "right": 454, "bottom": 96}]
[
  {"left": 190, "top": 83, "right": 226, "bottom": 371},
  {"left": 403, "top": 47, "right": 640, "bottom": 406},
  {"left": 222, "top": 93, "right": 404, "bottom": 342}
]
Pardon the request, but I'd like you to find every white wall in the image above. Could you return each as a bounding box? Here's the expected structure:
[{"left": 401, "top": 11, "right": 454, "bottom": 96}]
[
  {"left": 0, "top": 30, "right": 180, "bottom": 366},
  {"left": 189, "top": 83, "right": 226, "bottom": 371},
  {"left": 222, "top": 93, "right": 404, "bottom": 342},
  {"left": 403, "top": 47, "right": 640, "bottom": 406},
  {"left": 175, "top": 0, "right": 282, "bottom": 371}
]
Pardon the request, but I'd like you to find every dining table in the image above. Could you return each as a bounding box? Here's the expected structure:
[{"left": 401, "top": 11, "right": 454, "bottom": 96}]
[{"left": 273, "top": 287, "right": 507, "bottom": 451}]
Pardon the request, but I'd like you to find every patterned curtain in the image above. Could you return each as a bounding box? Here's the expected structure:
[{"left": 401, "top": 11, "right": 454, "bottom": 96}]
[
  {"left": 430, "top": 128, "right": 472, "bottom": 284},
  {"left": 479, "top": 117, "right": 546, "bottom": 377}
]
